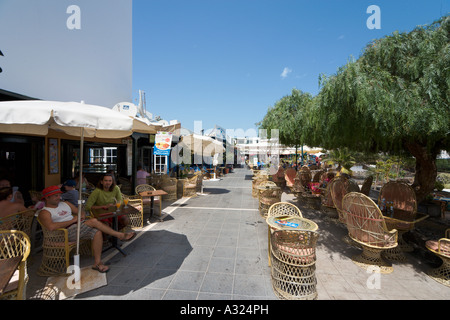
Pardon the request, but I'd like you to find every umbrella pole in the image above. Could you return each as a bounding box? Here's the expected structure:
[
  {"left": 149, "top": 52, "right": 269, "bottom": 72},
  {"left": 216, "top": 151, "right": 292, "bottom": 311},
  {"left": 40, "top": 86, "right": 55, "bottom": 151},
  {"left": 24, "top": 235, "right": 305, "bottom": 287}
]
[{"left": 74, "top": 127, "right": 85, "bottom": 283}]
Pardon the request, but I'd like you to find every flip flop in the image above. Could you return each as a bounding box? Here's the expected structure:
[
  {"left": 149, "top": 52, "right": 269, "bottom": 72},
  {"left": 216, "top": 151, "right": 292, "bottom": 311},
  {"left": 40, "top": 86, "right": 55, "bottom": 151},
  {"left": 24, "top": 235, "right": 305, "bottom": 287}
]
[
  {"left": 121, "top": 232, "right": 136, "bottom": 242},
  {"left": 92, "top": 264, "right": 109, "bottom": 273}
]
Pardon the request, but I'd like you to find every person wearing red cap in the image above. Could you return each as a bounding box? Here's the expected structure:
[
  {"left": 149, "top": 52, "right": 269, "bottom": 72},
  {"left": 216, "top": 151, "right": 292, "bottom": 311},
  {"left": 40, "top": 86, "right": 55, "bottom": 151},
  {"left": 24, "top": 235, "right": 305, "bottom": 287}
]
[{"left": 38, "top": 185, "right": 136, "bottom": 273}]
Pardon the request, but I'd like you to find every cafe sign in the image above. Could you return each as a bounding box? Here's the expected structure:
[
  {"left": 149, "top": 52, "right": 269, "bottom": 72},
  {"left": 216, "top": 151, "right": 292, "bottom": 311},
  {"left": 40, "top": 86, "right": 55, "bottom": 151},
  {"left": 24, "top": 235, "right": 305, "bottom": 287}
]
[{"left": 153, "top": 132, "right": 173, "bottom": 156}]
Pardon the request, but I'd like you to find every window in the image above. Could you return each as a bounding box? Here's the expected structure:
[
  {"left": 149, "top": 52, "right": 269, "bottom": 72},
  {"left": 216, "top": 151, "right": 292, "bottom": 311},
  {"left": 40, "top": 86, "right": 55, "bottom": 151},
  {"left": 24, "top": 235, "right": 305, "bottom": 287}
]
[
  {"left": 154, "top": 155, "right": 167, "bottom": 174},
  {"left": 88, "top": 147, "right": 117, "bottom": 172}
]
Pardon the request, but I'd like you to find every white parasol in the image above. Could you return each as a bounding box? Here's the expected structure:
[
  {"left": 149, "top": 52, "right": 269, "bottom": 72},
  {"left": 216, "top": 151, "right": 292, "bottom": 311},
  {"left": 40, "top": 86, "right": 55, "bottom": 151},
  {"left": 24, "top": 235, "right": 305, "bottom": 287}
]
[{"left": 0, "top": 100, "right": 133, "bottom": 284}]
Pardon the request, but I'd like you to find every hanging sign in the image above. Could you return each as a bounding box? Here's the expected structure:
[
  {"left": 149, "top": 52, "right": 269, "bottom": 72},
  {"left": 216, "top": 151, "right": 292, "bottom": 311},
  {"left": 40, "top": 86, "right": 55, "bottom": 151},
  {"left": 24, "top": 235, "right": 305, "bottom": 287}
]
[{"left": 153, "top": 132, "right": 173, "bottom": 156}]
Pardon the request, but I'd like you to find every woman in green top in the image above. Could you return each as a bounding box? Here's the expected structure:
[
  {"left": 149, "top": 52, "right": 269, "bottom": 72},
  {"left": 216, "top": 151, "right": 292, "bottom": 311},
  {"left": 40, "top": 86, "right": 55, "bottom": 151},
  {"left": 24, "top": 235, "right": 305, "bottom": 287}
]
[{"left": 86, "top": 173, "right": 129, "bottom": 229}]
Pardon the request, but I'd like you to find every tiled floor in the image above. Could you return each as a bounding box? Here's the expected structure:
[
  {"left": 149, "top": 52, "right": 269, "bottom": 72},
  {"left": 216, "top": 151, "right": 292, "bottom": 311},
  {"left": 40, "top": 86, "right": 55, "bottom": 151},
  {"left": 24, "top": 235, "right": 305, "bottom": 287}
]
[{"left": 26, "top": 168, "right": 450, "bottom": 300}]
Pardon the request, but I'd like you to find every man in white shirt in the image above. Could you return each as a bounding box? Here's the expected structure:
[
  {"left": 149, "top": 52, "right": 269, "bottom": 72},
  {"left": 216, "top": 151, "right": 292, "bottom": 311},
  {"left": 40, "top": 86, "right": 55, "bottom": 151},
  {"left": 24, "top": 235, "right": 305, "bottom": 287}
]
[{"left": 38, "top": 185, "right": 136, "bottom": 273}]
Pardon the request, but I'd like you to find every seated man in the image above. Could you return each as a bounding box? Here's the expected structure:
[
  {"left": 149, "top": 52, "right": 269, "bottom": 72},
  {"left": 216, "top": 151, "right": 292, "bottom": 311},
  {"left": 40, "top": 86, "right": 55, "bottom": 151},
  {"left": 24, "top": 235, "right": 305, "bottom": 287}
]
[
  {"left": 0, "top": 187, "right": 27, "bottom": 218},
  {"left": 60, "top": 179, "right": 79, "bottom": 207},
  {"left": 38, "top": 185, "right": 136, "bottom": 273},
  {"left": 0, "top": 179, "right": 24, "bottom": 205}
]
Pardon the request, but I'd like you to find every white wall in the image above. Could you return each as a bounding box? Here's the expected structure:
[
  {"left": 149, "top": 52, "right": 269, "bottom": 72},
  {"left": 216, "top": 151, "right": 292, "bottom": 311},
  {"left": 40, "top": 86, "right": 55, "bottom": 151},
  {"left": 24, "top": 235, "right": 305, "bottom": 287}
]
[{"left": 0, "top": 0, "right": 132, "bottom": 107}]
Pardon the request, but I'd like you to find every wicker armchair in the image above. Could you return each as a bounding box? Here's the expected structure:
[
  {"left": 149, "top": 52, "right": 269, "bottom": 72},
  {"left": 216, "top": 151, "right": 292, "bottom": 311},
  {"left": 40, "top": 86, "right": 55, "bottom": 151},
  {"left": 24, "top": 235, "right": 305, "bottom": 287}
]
[
  {"left": 330, "top": 176, "right": 360, "bottom": 224},
  {"left": 360, "top": 175, "right": 374, "bottom": 196},
  {"left": 252, "top": 174, "right": 269, "bottom": 198},
  {"left": 117, "top": 177, "right": 132, "bottom": 195},
  {"left": 135, "top": 184, "right": 162, "bottom": 216},
  {"left": 379, "top": 181, "right": 428, "bottom": 259},
  {"left": 266, "top": 202, "right": 303, "bottom": 266},
  {"left": 37, "top": 217, "right": 91, "bottom": 276},
  {"left": 342, "top": 192, "right": 398, "bottom": 273},
  {"left": 194, "top": 172, "right": 204, "bottom": 193},
  {"left": 0, "top": 230, "right": 31, "bottom": 300},
  {"left": 271, "top": 166, "right": 286, "bottom": 189},
  {"left": 0, "top": 209, "right": 35, "bottom": 239},
  {"left": 284, "top": 168, "right": 297, "bottom": 190},
  {"left": 121, "top": 194, "right": 144, "bottom": 229},
  {"left": 425, "top": 229, "right": 450, "bottom": 287},
  {"left": 182, "top": 175, "right": 198, "bottom": 198},
  {"left": 258, "top": 182, "right": 282, "bottom": 217},
  {"left": 28, "top": 190, "right": 43, "bottom": 206},
  {"left": 160, "top": 175, "right": 177, "bottom": 201},
  {"left": 297, "top": 167, "right": 312, "bottom": 188},
  {"left": 270, "top": 229, "right": 319, "bottom": 300}
]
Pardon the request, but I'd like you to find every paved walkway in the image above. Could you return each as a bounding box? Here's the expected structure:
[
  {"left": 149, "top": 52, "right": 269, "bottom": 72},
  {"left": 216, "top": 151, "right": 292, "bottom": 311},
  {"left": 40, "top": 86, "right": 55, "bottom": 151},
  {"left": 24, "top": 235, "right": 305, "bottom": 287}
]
[{"left": 26, "top": 168, "right": 450, "bottom": 300}]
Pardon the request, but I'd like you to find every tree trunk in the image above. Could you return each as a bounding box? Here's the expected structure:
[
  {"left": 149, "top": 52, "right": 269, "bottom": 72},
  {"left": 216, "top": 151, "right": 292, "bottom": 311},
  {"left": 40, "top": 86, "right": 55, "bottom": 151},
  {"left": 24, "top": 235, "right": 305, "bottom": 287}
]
[{"left": 405, "top": 142, "right": 437, "bottom": 203}]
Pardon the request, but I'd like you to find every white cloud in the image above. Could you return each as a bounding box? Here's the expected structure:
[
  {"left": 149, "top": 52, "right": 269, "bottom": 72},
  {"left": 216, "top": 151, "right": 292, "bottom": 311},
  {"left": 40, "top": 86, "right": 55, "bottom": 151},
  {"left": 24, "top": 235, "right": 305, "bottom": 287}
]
[{"left": 280, "top": 67, "right": 292, "bottom": 79}]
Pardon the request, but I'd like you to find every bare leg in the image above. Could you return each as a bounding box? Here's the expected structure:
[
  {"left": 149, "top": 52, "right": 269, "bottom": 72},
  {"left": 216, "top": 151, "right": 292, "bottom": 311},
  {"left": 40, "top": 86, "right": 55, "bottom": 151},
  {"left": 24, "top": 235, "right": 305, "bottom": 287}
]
[{"left": 84, "top": 218, "right": 134, "bottom": 241}]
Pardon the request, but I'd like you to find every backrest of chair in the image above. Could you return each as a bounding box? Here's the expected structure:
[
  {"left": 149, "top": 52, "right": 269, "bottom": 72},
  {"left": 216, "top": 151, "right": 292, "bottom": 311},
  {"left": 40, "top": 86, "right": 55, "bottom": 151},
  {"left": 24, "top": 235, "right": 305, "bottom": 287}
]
[
  {"left": 271, "top": 229, "right": 319, "bottom": 266},
  {"left": 330, "top": 176, "right": 351, "bottom": 212},
  {"left": 379, "top": 181, "right": 417, "bottom": 215},
  {"left": 0, "top": 209, "right": 35, "bottom": 238},
  {"left": 284, "top": 168, "right": 297, "bottom": 186},
  {"left": 268, "top": 202, "right": 302, "bottom": 218},
  {"left": 343, "top": 192, "right": 395, "bottom": 247},
  {"left": 260, "top": 181, "right": 277, "bottom": 188},
  {"left": 0, "top": 230, "right": 30, "bottom": 261},
  {"left": 298, "top": 167, "right": 312, "bottom": 187},
  {"left": 360, "top": 176, "right": 374, "bottom": 196},
  {"left": 312, "top": 170, "right": 324, "bottom": 182},
  {"left": 135, "top": 184, "right": 155, "bottom": 195}
]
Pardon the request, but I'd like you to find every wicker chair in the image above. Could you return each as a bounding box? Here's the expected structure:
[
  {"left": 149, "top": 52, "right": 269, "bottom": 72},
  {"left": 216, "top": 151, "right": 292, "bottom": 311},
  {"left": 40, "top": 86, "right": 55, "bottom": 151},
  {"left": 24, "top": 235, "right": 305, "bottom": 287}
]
[
  {"left": 28, "top": 190, "right": 43, "bottom": 206},
  {"left": 121, "top": 194, "right": 144, "bottom": 229},
  {"left": 360, "top": 175, "right": 374, "bottom": 196},
  {"left": 270, "top": 229, "right": 320, "bottom": 300},
  {"left": 425, "top": 229, "right": 450, "bottom": 287},
  {"left": 342, "top": 192, "right": 398, "bottom": 273},
  {"left": 37, "top": 217, "right": 91, "bottom": 276},
  {"left": 271, "top": 166, "right": 286, "bottom": 189},
  {"left": 379, "top": 181, "right": 428, "bottom": 259},
  {"left": 160, "top": 175, "right": 178, "bottom": 201},
  {"left": 0, "top": 209, "right": 35, "bottom": 239},
  {"left": 0, "top": 230, "right": 31, "bottom": 300},
  {"left": 258, "top": 182, "right": 282, "bottom": 218},
  {"left": 181, "top": 175, "right": 198, "bottom": 198},
  {"left": 135, "top": 184, "right": 162, "bottom": 216},
  {"left": 117, "top": 177, "right": 132, "bottom": 195},
  {"left": 267, "top": 202, "right": 303, "bottom": 266},
  {"left": 284, "top": 168, "right": 297, "bottom": 190},
  {"left": 330, "top": 176, "right": 360, "bottom": 224},
  {"left": 252, "top": 174, "right": 269, "bottom": 198},
  {"left": 194, "top": 172, "right": 204, "bottom": 193},
  {"left": 297, "top": 167, "right": 312, "bottom": 188}
]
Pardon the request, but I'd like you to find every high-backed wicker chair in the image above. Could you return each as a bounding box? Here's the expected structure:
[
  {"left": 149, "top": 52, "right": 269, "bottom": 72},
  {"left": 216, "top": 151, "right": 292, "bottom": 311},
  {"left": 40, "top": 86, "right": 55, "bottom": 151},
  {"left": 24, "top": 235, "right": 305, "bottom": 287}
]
[
  {"left": 0, "top": 230, "right": 31, "bottom": 300},
  {"left": 342, "top": 192, "right": 398, "bottom": 273},
  {"left": 271, "top": 166, "right": 286, "bottom": 189},
  {"left": 425, "top": 229, "right": 450, "bottom": 287},
  {"left": 270, "top": 229, "right": 320, "bottom": 300},
  {"left": 258, "top": 181, "right": 282, "bottom": 218},
  {"left": 330, "top": 176, "right": 360, "bottom": 224},
  {"left": 379, "top": 181, "right": 428, "bottom": 259},
  {"left": 135, "top": 184, "right": 162, "bottom": 216},
  {"left": 182, "top": 175, "right": 198, "bottom": 198},
  {"left": 297, "top": 167, "right": 312, "bottom": 188},
  {"left": 360, "top": 175, "right": 374, "bottom": 196},
  {"left": 37, "top": 217, "right": 91, "bottom": 276},
  {"left": 194, "top": 172, "right": 204, "bottom": 193},
  {"left": 117, "top": 177, "right": 132, "bottom": 195},
  {"left": 28, "top": 190, "right": 43, "bottom": 206},
  {"left": 320, "top": 176, "right": 338, "bottom": 217},
  {"left": 267, "top": 202, "right": 303, "bottom": 266},
  {"left": 312, "top": 170, "right": 324, "bottom": 183},
  {"left": 284, "top": 168, "right": 297, "bottom": 190},
  {"left": 160, "top": 175, "right": 177, "bottom": 201}
]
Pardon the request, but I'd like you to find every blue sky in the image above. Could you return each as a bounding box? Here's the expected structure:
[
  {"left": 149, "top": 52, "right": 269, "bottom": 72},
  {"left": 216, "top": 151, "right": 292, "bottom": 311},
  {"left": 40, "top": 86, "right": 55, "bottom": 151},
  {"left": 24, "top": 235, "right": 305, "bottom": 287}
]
[{"left": 132, "top": 0, "right": 449, "bottom": 136}]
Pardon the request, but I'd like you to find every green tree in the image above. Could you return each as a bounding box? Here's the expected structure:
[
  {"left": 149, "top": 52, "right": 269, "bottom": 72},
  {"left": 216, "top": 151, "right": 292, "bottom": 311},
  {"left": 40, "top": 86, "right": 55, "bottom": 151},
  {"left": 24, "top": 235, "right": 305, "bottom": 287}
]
[
  {"left": 314, "top": 15, "right": 450, "bottom": 201},
  {"left": 257, "top": 89, "right": 314, "bottom": 166}
]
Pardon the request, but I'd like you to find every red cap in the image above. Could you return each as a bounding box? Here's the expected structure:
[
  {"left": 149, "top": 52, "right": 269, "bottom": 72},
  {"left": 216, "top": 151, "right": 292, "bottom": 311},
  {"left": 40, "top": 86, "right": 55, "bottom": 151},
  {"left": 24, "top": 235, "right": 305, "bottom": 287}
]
[{"left": 41, "top": 186, "right": 63, "bottom": 200}]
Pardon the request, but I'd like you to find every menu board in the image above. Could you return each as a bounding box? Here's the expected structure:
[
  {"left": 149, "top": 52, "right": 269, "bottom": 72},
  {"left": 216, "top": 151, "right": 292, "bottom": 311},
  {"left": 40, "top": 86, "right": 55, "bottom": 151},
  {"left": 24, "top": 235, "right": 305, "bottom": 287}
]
[{"left": 153, "top": 132, "right": 173, "bottom": 156}]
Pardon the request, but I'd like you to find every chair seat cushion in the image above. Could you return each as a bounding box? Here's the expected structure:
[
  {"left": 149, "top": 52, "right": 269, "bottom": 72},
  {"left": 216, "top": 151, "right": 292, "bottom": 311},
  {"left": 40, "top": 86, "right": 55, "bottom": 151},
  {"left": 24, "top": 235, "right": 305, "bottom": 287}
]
[
  {"left": 4, "top": 269, "right": 19, "bottom": 293},
  {"left": 426, "top": 240, "right": 450, "bottom": 256}
]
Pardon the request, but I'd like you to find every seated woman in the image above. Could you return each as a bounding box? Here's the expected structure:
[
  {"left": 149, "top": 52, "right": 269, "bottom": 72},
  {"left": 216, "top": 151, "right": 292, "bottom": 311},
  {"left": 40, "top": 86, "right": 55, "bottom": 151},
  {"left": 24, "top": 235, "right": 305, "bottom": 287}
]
[
  {"left": 85, "top": 173, "right": 129, "bottom": 230},
  {"left": 0, "top": 187, "right": 27, "bottom": 218}
]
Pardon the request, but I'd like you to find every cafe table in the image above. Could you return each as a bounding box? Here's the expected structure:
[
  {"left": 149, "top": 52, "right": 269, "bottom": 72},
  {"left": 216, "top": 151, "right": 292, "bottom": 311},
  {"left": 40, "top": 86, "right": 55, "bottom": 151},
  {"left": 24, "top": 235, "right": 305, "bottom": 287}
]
[
  {"left": 0, "top": 255, "right": 22, "bottom": 295},
  {"left": 139, "top": 189, "right": 168, "bottom": 221},
  {"left": 92, "top": 205, "right": 139, "bottom": 256},
  {"left": 266, "top": 215, "right": 318, "bottom": 266}
]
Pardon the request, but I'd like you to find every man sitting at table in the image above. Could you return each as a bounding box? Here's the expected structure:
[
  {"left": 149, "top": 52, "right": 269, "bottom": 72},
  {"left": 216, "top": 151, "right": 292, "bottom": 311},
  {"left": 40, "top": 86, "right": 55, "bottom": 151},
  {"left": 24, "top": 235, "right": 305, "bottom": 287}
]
[{"left": 38, "top": 185, "right": 136, "bottom": 273}]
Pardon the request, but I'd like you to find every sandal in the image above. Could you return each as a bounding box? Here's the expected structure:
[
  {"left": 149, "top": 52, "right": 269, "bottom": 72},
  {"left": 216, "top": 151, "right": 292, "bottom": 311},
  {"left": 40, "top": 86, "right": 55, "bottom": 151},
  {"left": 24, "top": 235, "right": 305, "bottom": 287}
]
[
  {"left": 121, "top": 232, "right": 136, "bottom": 242},
  {"left": 92, "top": 263, "right": 109, "bottom": 273}
]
